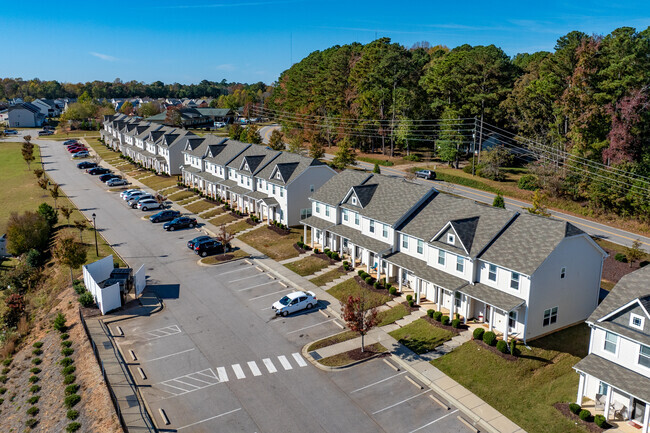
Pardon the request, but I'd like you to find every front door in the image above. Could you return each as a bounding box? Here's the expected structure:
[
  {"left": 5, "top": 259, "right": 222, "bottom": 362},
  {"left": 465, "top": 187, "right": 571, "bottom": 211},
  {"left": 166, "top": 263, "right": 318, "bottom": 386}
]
[
  {"left": 485, "top": 305, "right": 491, "bottom": 323},
  {"left": 632, "top": 399, "right": 646, "bottom": 424}
]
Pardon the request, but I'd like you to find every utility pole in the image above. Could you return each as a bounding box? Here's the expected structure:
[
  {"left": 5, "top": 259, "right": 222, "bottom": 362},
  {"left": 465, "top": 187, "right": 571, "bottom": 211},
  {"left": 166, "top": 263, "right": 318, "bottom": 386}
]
[{"left": 477, "top": 106, "right": 484, "bottom": 164}]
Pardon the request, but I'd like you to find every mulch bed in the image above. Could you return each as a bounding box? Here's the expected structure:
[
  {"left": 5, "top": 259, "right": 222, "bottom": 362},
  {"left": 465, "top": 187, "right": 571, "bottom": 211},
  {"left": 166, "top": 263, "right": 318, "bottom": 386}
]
[
  {"left": 293, "top": 243, "right": 311, "bottom": 254},
  {"left": 471, "top": 338, "right": 518, "bottom": 361},
  {"left": 229, "top": 211, "right": 247, "bottom": 219},
  {"left": 601, "top": 246, "right": 646, "bottom": 284},
  {"left": 401, "top": 301, "right": 420, "bottom": 312},
  {"left": 354, "top": 275, "right": 396, "bottom": 298},
  {"left": 422, "top": 315, "right": 463, "bottom": 335},
  {"left": 554, "top": 403, "right": 608, "bottom": 432},
  {"left": 313, "top": 251, "right": 338, "bottom": 264},
  {"left": 208, "top": 254, "right": 235, "bottom": 261},
  {"left": 268, "top": 225, "right": 291, "bottom": 236},
  {"left": 245, "top": 218, "right": 259, "bottom": 226},
  {"left": 345, "top": 347, "right": 389, "bottom": 362}
]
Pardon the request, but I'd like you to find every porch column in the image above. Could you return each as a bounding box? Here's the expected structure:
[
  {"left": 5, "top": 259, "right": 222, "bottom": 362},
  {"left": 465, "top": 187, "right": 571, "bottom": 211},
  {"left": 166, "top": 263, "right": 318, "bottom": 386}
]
[
  {"left": 351, "top": 244, "right": 356, "bottom": 267},
  {"left": 488, "top": 306, "right": 494, "bottom": 332},
  {"left": 642, "top": 403, "right": 649, "bottom": 433},
  {"left": 310, "top": 226, "right": 315, "bottom": 247},
  {"left": 576, "top": 373, "right": 585, "bottom": 405},
  {"left": 398, "top": 267, "right": 403, "bottom": 292},
  {"left": 450, "top": 291, "right": 456, "bottom": 318},
  {"left": 366, "top": 251, "right": 370, "bottom": 273},
  {"left": 268, "top": 207, "right": 272, "bottom": 225},
  {"left": 464, "top": 297, "right": 469, "bottom": 324},
  {"left": 415, "top": 279, "right": 421, "bottom": 305},
  {"left": 503, "top": 310, "right": 509, "bottom": 340},
  {"left": 303, "top": 225, "right": 307, "bottom": 244},
  {"left": 436, "top": 286, "right": 441, "bottom": 308},
  {"left": 604, "top": 384, "right": 613, "bottom": 420},
  {"left": 376, "top": 257, "right": 381, "bottom": 280}
]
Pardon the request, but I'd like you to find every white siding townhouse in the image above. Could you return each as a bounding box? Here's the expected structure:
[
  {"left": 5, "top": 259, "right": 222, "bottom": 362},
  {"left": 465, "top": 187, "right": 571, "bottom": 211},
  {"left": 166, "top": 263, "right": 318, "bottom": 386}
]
[
  {"left": 31, "top": 99, "right": 61, "bottom": 118},
  {"left": 181, "top": 139, "right": 336, "bottom": 226},
  {"left": 5, "top": 102, "right": 45, "bottom": 127},
  {"left": 301, "top": 171, "right": 607, "bottom": 342},
  {"left": 574, "top": 266, "right": 650, "bottom": 432}
]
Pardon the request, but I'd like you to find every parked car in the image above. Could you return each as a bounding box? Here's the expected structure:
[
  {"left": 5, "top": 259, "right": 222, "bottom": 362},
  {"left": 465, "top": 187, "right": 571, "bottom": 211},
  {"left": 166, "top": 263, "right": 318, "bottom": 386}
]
[
  {"left": 63, "top": 139, "right": 78, "bottom": 145},
  {"left": 137, "top": 199, "right": 162, "bottom": 211},
  {"left": 4, "top": 129, "right": 18, "bottom": 135},
  {"left": 106, "top": 178, "right": 128, "bottom": 187},
  {"left": 150, "top": 210, "right": 181, "bottom": 223},
  {"left": 67, "top": 146, "right": 87, "bottom": 153},
  {"left": 38, "top": 130, "right": 53, "bottom": 136},
  {"left": 77, "top": 161, "right": 97, "bottom": 169},
  {"left": 128, "top": 194, "right": 155, "bottom": 208},
  {"left": 272, "top": 291, "right": 318, "bottom": 316},
  {"left": 123, "top": 190, "right": 148, "bottom": 201},
  {"left": 163, "top": 217, "right": 197, "bottom": 231},
  {"left": 187, "top": 235, "right": 212, "bottom": 249},
  {"left": 415, "top": 169, "right": 436, "bottom": 180},
  {"left": 87, "top": 167, "right": 111, "bottom": 175},
  {"left": 214, "top": 122, "right": 226, "bottom": 128},
  {"left": 194, "top": 240, "right": 226, "bottom": 257},
  {"left": 44, "top": 125, "right": 56, "bottom": 131},
  {"left": 72, "top": 151, "right": 90, "bottom": 159},
  {"left": 99, "top": 173, "right": 121, "bottom": 183},
  {"left": 120, "top": 189, "right": 142, "bottom": 199}
]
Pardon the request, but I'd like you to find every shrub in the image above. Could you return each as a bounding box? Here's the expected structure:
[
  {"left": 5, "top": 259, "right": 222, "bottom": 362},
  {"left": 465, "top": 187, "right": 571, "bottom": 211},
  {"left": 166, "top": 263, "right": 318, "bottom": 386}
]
[
  {"left": 61, "top": 340, "right": 72, "bottom": 348},
  {"left": 32, "top": 342, "right": 43, "bottom": 349},
  {"left": 569, "top": 403, "right": 581, "bottom": 414},
  {"left": 385, "top": 283, "right": 392, "bottom": 291},
  {"left": 78, "top": 292, "right": 94, "bottom": 308},
  {"left": 406, "top": 294, "right": 413, "bottom": 302},
  {"left": 29, "top": 385, "right": 40, "bottom": 393},
  {"left": 343, "top": 261, "right": 349, "bottom": 267},
  {"left": 27, "top": 395, "right": 39, "bottom": 404},
  {"left": 332, "top": 252, "right": 340, "bottom": 261},
  {"left": 25, "top": 418, "right": 38, "bottom": 428},
  {"left": 32, "top": 357, "right": 42, "bottom": 365},
  {"left": 0, "top": 397, "right": 3, "bottom": 404},
  {"left": 61, "top": 347, "right": 74, "bottom": 357},
  {"left": 64, "top": 394, "right": 81, "bottom": 408},
  {"left": 1, "top": 368, "right": 8, "bottom": 374},
  {"left": 53, "top": 312, "right": 67, "bottom": 332},
  {"left": 26, "top": 406, "right": 39, "bottom": 416},
  {"left": 360, "top": 272, "right": 369, "bottom": 279},
  {"left": 357, "top": 270, "right": 364, "bottom": 277},
  {"left": 0, "top": 387, "right": 5, "bottom": 394},
  {"left": 403, "top": 154, "right": 421, "bottom": 162},
  {"left": 441, "top": 315, "right": 450, "bottom": 326},
  {"left": 594, "top": 414, "right": 606, "bottom": 428},
  {"left": 29, "top": 375, "right": 39, "bottom": 383},
  {"left": 73, "top": 283, "right": 86, "bottom": 295},
  {"left": 60, "top": 333, "right": 69, "bottom": 340},
  {"left": 517, "top": 174, "right": 539, "bottom": 191},
  {"left": 67, "top": 422, "right": 82, "bottom": 432},
  {"left": 30, "top": 367, "right": 41, "bottom": 375},
  {"left": 451, "top": 319, "right": 461, "bottom": 329},
  {"left": 433, "top": 311, "right": 443, "bottom": 322},
  {"left": 408, "top": 299, "right": 415, "bottom": 307},
  {"left": 579, "top": 409, "right": 591, "bottom": 421},
  {"left": 389, "top": 287, "right": 397, "bottom": 295},
  {"left": 496, "top": 340, "right": 509, "bottom": 353},
  {"left": 62, "top": 366, "right": 76, "bottom": 375},
  {"left": 32, "top": 348, "right": 42, "bottom": 356},
  {"left": 0, "top": 375, "right": 6, "bottom": 383},
  {"left": 483, "top": 331, "right": 497, "bottom": 346},
  {"left": 614, "top": 253, "right": 627, "bottom": 263},
  {"left": 365, "top": 276, "right": 374, "bottom": 284},
  {"left": 427, "top": 309, "right": 435, "bottom": 318},
  {"left": 65, "top": 384, "right": 79, "bottom": 395},
  {"left": 64, "top": 374, "right": 76, "bottom": 385},
  {"left": 473, "top": 328, "right": 485, "bottom": 340},
  {"left": 373, "top": 282, "right": 380, "bottom": 290},
  {"left": 510, "top": 339, "right": 517, "bottom": 356},
  {"left": 67, "top": 409, "right": 79, "bottom": 420},
  {"left": 60, "top": 358, "right": 73, "bottom": 367},
  {"left": 2, "top": 359, "right": 12, "bottom": 366},
  {"left": 313, "top": 248, "right": 320, "bottom": 254}
]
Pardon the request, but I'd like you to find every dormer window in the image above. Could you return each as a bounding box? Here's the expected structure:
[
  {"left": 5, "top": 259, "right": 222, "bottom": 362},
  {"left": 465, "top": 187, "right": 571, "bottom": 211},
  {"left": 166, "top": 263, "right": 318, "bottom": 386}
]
[
  {"left": 244, "top": 163, "right": 249, "bottom": 171},
  {"left": 630, "top": 313, "right": 645, "bottom": 330},
  {"left": 447, "top": 234, "right": 455, "bottom": 244},
  {"left": 276, "top": 172, "right": 282, "bottom": 180},
  {"left": 351, "top": 197, "right": 357, "bottom": 206}
]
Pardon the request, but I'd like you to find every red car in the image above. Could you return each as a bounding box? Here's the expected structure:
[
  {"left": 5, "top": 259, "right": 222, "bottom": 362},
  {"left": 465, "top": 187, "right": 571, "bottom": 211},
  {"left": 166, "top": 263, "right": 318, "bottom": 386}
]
[{"left": 67, "top": 146, "right": 87, "bottom": 153}]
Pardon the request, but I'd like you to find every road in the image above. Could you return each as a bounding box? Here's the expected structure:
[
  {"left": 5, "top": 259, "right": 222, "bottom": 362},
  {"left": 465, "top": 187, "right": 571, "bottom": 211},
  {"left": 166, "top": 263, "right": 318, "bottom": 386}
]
[
  {"left": 259, "top": 124, "right": 650, "bottom": 249},
  {"left": 24, "top": 134, "right": 467, "bottom": 433}
]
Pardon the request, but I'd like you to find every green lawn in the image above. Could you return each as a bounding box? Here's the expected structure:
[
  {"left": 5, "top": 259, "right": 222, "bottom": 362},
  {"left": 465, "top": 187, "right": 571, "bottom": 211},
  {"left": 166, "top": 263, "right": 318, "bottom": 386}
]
[
  {"left": 309, "top": 267, "right": 348, "bottom": 286},
  {"left": 388, "top": 319, "right": 454, "bottom": 354},
  {"left": 209, "top": 213, "right": 238, "bottom": 226},
  {"left": 376, "top": 304, "right": 410, "bottom": 326},
  {"left": 432, "top": 324, "right": 590, "bottom": 433},
  {"left": 238, "top": 226, "right": 305, "bottom": 261},
  {"left": 185, "top": 200, "right": 217, "bottom": 214},
  {"left": 228, "top": 220, "right": 255, "bottom": 235},
  {"left": 307, "top": 331, "right": 358, "bottom": 351},
  {"left": 284, "top": 255, "right": 330, "bottom": 276},
  {"left": 139, "top": 174, "right": 178, "bottom": 192},
  {"left": 327, "top": 278, "right": 391, "bottom": 309},
  {"left": 167, "top": 190, "right": 195, "bottom": 202}
]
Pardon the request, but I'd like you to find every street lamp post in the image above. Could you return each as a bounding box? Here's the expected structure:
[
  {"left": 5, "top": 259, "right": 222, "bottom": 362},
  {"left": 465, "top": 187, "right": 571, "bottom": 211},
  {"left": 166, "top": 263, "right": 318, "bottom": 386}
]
[{"left": 92, "top": 213, "right": 99, "bottom": 257}]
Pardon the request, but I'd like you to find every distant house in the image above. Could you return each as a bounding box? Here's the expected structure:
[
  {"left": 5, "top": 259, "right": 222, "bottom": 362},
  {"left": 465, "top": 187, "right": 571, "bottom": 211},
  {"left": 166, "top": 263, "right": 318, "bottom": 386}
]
[
  {"left": 145, "top": 108, "right": 213, "bottom": 128},
  {"left": 195, "top": 108, "right": 235, "bottom": 124},
  {"left": 6, "top": 102, "right": 45, "bottom": 127},
  {"left": 32, "top": 99, "right": 61, "bottom": 118}
]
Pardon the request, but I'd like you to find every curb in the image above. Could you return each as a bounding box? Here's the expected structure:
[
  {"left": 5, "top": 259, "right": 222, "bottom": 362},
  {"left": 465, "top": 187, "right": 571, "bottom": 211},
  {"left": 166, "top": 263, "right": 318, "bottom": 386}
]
[
  {"left": 196, "top": 255, "right": 251, "bottom": 267},
  {"left": 301, "top": 342, "right": 385, "bottom": 372}
]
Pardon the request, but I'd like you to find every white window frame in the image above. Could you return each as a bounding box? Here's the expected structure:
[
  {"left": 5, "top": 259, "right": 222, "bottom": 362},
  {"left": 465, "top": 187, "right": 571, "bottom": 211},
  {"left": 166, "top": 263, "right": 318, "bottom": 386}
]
[
  {"left": 447, "top": 233, "right": 455, "bottom": 244},
  {"left": 280, "top": 187, "right": 283, "bottom": 197},
  {"left": 456, "top": 255, "right": 464, "bottom": 273},
  {"left": 630, "top": 313, "right": 645, "bottom": 330},
  {"left": 561, "top": 267, "right": 566, "bottom": 279},
  {"left": 417, "top": 239, "right": 423, "bottom": 254},
  {"left": 402, "top": 235, "right": 408, "bottom": 249},
  {"left": 351, "top": 196, "right": 357, "bottom": 205},
  {"left": 369, "top": 220, "right": 375, "bottom": 234},
  {"left": 343, "top": 209, "right": 348, "bottom": 222},
  {"left": 604, "top": 331, "right": 618, "bottom": 354},
  {"left": 315, "top": 202, "right": 320, "bottom": 213},
  {"left": 508, "top": 311, "right": 518, "bottom": 330},
  {"left": 438, "top": 250, "right": 445, "bottom": 265},
  {"left": 325, "top": 205, "right": 329, "bottom": 217},
  {"left": 640, "top": 345, "right": 650, "bottom": 369},
  {"left": 488, "top": 264, "right": 497, "bottom": 282},
  {"left": 354, "top": 212, "right": 359, "bottom": 225},
  {"left": 382, "top": 224, "right": 388, "bottom": 238},
  {"left": 543, "top": 307, "right": 558, "bottom": 327},
  {"left": 510, "top": 272, "right": 520, "bottom": 291}
]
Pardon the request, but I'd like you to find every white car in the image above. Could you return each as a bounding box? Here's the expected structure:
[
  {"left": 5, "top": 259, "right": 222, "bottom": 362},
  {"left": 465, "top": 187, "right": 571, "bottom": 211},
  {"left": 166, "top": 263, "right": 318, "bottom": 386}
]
[
  {"left": 106, "top": 178, "right": 128, "bottom": 187},
  {"left": 137, "top": 198, "right": 162, "bottom": 211},
  {"left": 120, "top": 188, "right": 141, "bottom": 199},
  {"left": 123, "top": 190, "right": 148, "bottom": 202},
  {"left": 272, "top": 291, "right": 317, "bottom": 316}
]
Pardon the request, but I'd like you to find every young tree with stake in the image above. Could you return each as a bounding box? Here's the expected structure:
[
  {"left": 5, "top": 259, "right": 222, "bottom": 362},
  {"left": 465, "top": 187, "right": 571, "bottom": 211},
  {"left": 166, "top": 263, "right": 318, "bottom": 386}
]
[{"left": 341, "top": 295, "right": 378, "bottom": 352}]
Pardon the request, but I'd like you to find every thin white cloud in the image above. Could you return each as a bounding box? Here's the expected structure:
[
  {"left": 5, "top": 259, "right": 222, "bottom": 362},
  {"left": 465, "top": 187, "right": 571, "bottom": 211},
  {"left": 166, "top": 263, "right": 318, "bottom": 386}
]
[
  {"left": 90, "top": 52, "right": 119, "bottom": 62},
  {"left": 216, "top": 64, "right": 236, "bottom": 71},
  {"left": 157, "top": 0, "right": 299, "bottom": 9}
]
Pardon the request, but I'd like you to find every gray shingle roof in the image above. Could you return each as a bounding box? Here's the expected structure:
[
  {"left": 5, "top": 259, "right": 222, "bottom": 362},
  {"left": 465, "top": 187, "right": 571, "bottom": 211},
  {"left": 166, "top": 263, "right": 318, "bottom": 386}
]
[
  {"left": 227, "top": 144, "right": 279, "bottom": 174},
  {"left": 310, "top": 170, "right": 372, "bottom": 206},
  {"left": 328, "top": 224, "right": 391, "bottom": 254},
  {"left": 256, "top": 152, "right": 326, "bottom": 186},
  {"left": 479, "top": 213, "right": 586, "bottom": 275},
  {"left": 299, "top": 215, "right": 334, "bottom": 231},
  {"left": 574, "top": 353, "right": 650, "bottom": 403},
  {"left": 208, "top": 139, "right": 250, "bottom": 166},
  {"left": 459, "top": 282, "right": 526, "bottom": 312},
  {"left": 383, "top": 251, "right": 467, "bottom": 292}
]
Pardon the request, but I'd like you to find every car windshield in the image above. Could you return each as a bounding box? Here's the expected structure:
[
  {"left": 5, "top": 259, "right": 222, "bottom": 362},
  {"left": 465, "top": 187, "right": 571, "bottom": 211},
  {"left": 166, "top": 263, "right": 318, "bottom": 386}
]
[{"left": 278, "top": 296, "right": 291, "bottom": 306}]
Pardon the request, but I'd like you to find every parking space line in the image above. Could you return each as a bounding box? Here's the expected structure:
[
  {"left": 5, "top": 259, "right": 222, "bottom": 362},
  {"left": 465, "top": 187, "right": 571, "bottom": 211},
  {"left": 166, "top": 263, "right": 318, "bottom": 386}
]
[
  {"left": 372, "top": 390, "right": 431, "bottom": 414},
  {"left": 177, "top": 408, "right": 242, "bottom": 431},
  {"left": 184, "top": 374, "right": 214, "bottom": 386},
  {"left": 218, "top": 266, "right": 251, "bottom": 276},
  {"left": 142, "top": 348, "right": 195, "bottom": 363},
  {"left": 216, "top": 367, "right": 229, "bottom": 382},
  {"left": 292, "top": 353, "right": 308, "bottom": 367},
  {"left": 247, "top": 361, "right": 262, "bottom": 376},
  {"left": 159, "top": 382, "right": 192, "bottom": 394},
  {"left": 407, "top": 409, "right": 459, "bottom": 433},
  {"left": 351, "top": 372, "right": 406, "bottom": 393},
  {"left": 139, "top": 325, "right": 182, "bottom": 341},
  {"left": 277, "top": 355, "right": 293, "bottom": 370},
  {"left": 263, "top": 358, "right": 277, "bottom": 373},
  {"left": 172, "top": 379, "right": 201, "bottom": 390},
  {"left": 232, "top": 363, "right": 246, "bottom": 379},
  {"left": 249, "top": 288, "right": 288, "bottom": 301},
  {"left": 157, "top": 368, "right": 222, "bottom": 397},
  {"left": 196, "top": 369, "right": 219, "bottom": 380},
  {"left": 286, "top": 319, "right": 336, "bottom": 334},
  {"left": 237, "top": 281, "right": 276, "bottom": 292},
  {"left": 228, "top": 273, "right": 262, "bottom": 283}
]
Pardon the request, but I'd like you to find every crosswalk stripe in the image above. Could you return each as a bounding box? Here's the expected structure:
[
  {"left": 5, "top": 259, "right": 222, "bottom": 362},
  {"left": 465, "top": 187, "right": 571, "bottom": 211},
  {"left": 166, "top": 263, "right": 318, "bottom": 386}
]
[
  {"left": 292, "top": 353, "right": 307, "bottom": 367},
  {"left": 232, "top": 363, "right": 246, "bottom": 379},
  {"left": 277, "top": 355, "right": 293, "bottom": 370},
  {"left": 247, "top": 361, "right": 262, "bottom": 376},
  {"left": 263, "top": 358, "right": 277, "bottom": 373},
  {"left": 216, "top": 367, "right": 229, "bottom": 382}
]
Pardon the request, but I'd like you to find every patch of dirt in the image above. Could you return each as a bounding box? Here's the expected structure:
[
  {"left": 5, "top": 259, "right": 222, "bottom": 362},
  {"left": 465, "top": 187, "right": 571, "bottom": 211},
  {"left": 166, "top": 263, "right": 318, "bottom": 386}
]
[
  {"left": 0, "top": 288, "right": 122, "bottom": 433},
  {"left": 601, "top": 246, "right": 646, "bottom": 284},
  {"left": 554, "top": 402, "right": 608, "bottom": 432},
  {"left": 345, "top": 347, "right": 388, "bottom": 361}
]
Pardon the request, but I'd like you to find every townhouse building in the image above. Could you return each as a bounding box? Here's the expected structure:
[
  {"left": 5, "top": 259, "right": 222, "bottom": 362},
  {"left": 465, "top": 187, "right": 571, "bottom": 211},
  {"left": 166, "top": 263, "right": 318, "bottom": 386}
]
[
  {"left": 301, "top": 171, "right": 606, "bottom": 342},
  {"left": 574, "top": 266, "right": 650, "bottom": 432}
]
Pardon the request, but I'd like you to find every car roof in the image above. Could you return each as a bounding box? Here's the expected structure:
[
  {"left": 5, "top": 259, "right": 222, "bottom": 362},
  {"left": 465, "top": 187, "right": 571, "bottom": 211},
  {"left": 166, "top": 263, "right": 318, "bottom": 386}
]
[{"left": 285, "top": 291, "right": 308, "bottom": 299}]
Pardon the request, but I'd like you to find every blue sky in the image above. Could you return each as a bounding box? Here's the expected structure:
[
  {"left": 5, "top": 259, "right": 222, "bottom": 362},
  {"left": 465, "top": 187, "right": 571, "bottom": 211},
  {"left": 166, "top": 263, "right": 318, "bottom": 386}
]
[{"left": 1, "top": 0, "right": 649, "bottom": 85}]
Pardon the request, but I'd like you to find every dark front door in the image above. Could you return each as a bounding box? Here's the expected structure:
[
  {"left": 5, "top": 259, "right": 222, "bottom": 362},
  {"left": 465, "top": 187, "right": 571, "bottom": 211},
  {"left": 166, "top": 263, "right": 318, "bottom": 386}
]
[{"left": 632, "top": 398, "right": 646, "bottom": 423}]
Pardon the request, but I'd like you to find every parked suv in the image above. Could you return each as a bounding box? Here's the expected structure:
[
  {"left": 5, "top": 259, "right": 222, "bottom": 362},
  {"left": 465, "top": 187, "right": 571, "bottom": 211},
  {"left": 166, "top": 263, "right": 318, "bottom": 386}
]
[
  {"left": 187, "top": 235, "right": 212, "bottom": 250},
  {"left": 87, "top": 167, "right": 111, "bottom": 175},
  {"left": 122, "top": 190, "right": 147, "bottom": 201},
  {"left": 150, "top": 210, "right": 181, "bottom": 223},
  {"left": 163, "top": 217, "right": 197, "bottom": 231},
  {"left": 194, "top": 240, "right": 226, "bottom": 257},
  {"left": 415, "top": 169, "right": 436, "bottom": 180},
  {"left": 137, "top": 199, "right": 162, "bottom": 211},
  {"left": 127, "top": 194, "right": 155, "bottom": 208}
]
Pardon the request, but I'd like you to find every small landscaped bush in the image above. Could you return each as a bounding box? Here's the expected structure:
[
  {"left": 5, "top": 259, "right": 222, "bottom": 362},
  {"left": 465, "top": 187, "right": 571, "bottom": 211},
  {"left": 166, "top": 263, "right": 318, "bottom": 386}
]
[
  {"left": 1, "top": 367, "right": 8, "bottom": 374},
  {"left": 579, "top": 409, "right": 591, "bottom": 421},
  {"left": 64, "top": 374, "right": 76, "bottom": 385},
  {"left": 67, "top": 409, "right": 79, "bottom": 420},
  {"left": 408, "top": 299, "right": 415, "bottom": 308},
  {"left": 27, "top": 395, "right": 39, "bottom": 404},
  {"left": 406, "top": 294, "right": 413, "bottom": 302},
  {"left": 62, "top": 366, "right": 76, "bottom": 375},
  {"left": 594, "top": 414, "right": 606, "bottom": 427},
  {"left": 2, "top": 358, "right": 12, "bottom": 366},
  {"left": 53, "top": 312, "right": 67, "bottom": 332},
  {"left": 441, "top": 315, "right": 450, "bottom": 326},
  {"left": 510, "top": 339, "right": 517, "bottom": 356},
  {"left": 32, "top": 348, "right": 42, "bottom": 356},
  {"left": 65, "top": 384, "right": 79, "bottom": 395},
  {"left": 496, "top": 340, "right": 509, "bottom": 353},
  {"left": 365, "top": 276, "right": 374, "bottom": 284},
  {"left": 29, "top": 385, "right": 40, "bottom": 393},
  {"left": 31, "top": 357, "right": 42, "bottom": 365},
  {"left": 357, "top": 270, "right": 364, "bottom": 276},
  {"left": 61, "top": 347, "right": 74, "bottom": 357},
  {"left": 25, "top": 418, "right": 38, "bottom": 428},
  {"left": 64, "top": 394, "right": 81, "bottom": 408},
  {"left": 60, "top": 357, "right": 73, "bottom": 367},
  {"left": 28, "top": 375, "right": 39, "bottom": 383},
  {"left": 26, "top": 406, "right": 39, "bottom": 416},
  {"left": 66, "top": 422, "right": 82, "bottom": 432},
  {"left": 0, "top": 375, "right": 6, "bottom": 383},
  {"left": 73, "top": 283, "right": 86, "bottom": 295},
  {"left": 60, "top": 333, "right": 69, "bottom": 340},
  {"left": 332, "top": 252, "right": 340, "bottom": 260},
  {"left": 569, "top": 403, "right": 581, "bottom": 414},
  {"left": 433, "top": 311, "right": 443, "bottom": 322},
  {"left": 78, "top": 292, "right": 94, "bottom": 308},
  {"left": 473, "top": 328, "right": 485, "bottom": 340},
  {"left": 427, "top": 309, "right": 435, "bottom": 318},
  {"left": 517, "top": 174, "right": 539, "bottom": 191},
  {"left": 483, "top": 331, "right": 497, "bottom": 346},
  {"left": 32, "top": 342, "right": 43, "bottom": 349},
  {"left": 61, "top": 340, "right": 72, "bottom": 348},
  {"left": 403, "top": 154, "right": 421, "bottom": 162},
  {"left": 0, "top": 387, "right": 6, "bottom": 394},
  {"left": 451, "top": 319, "right": 461, "bottom": 329},
  {"left": 373, "top": 281, "right": 380, "bottom": 290},
  {"left": 389, "top": 287, "right": 397, "bottom": 295},
  {"left": 614, "top": 253, "right": 627, "bottom": 263},
  {"left": 313, "top": 248, "right": 320, "bottom": 254}
]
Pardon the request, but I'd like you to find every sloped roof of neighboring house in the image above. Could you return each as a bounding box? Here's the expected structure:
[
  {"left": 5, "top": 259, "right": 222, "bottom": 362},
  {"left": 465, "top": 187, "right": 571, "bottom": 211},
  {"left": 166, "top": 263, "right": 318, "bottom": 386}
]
[
  {"left": 195, "top": 108, "right": 233, "bottom": 117},
  {"left": 479, "top": 213, "right": 588, "bottom": 276},
  {"left": 145, "top": 112, "right": 167, "bottom": 122},
  {"left": 310, "top": 170, "right": 372, "bottom": 206},
  {"left": 574, "top": 353, "right": 650, "bottom": 404},
  {"left": 398, "top": 193, "right": 516, "bottom": 257},
  {"left": 227, "top": 144, "right": 279, "bottom": 175},
  {"left": 8, "top": 102, "right": 42, "bottom": 115},
  {"left": 206, "top": 139, "right": 250, "bottom": 166},
  {"left": 339, "top": 174, "right": 434, "bottom": 226},
  {"left": 256, "top": 152, "right": 326, "bottom": 186},
  {"left": 135, "top": 123, "right": 162, "bottom": 140}
]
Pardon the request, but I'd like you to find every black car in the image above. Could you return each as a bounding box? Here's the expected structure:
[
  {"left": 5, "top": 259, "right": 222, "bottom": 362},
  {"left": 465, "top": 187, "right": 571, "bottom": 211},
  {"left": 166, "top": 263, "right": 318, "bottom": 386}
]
[
  {"left": 99, "top": 173, "right": 121, "bottom": 183},
  {"left": 194, "top": 240, "right": 225, "bottom": 257},
  {"left": 150, "top": 210, "right": 181, "bottom": 223},
  {"left": 77, "top": 161, "right": 97, "bottom": 169},
  {"left": 187, "top": 235, "right": 212, "bottom": 250},
  {"left": 87, "top": 167, "right": 111, "bottom": 175},
  {"left": 64, "top": 140, "right": 78, "bottom": 145},
  {"left": 163, "top": 217, "right": 197, "bottom": 231}
]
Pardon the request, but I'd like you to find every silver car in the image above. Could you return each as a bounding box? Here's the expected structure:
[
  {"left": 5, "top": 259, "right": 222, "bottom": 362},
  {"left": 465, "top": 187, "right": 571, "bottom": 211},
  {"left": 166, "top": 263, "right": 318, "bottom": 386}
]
[
  {"left": 123, "top": 190, "right": 148, "bottom": 202},
  {"left": 107, "top": 178, "right": 128, "bottom": 187},
  {"left": 120, "top": 188, "right": 141, "bottom": 199},
  {"left": 137, "top": 198, "right": 162, "bottom": 211},
  {"left": 128, "top": 194, "right": 155, "bottom": 208}
]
